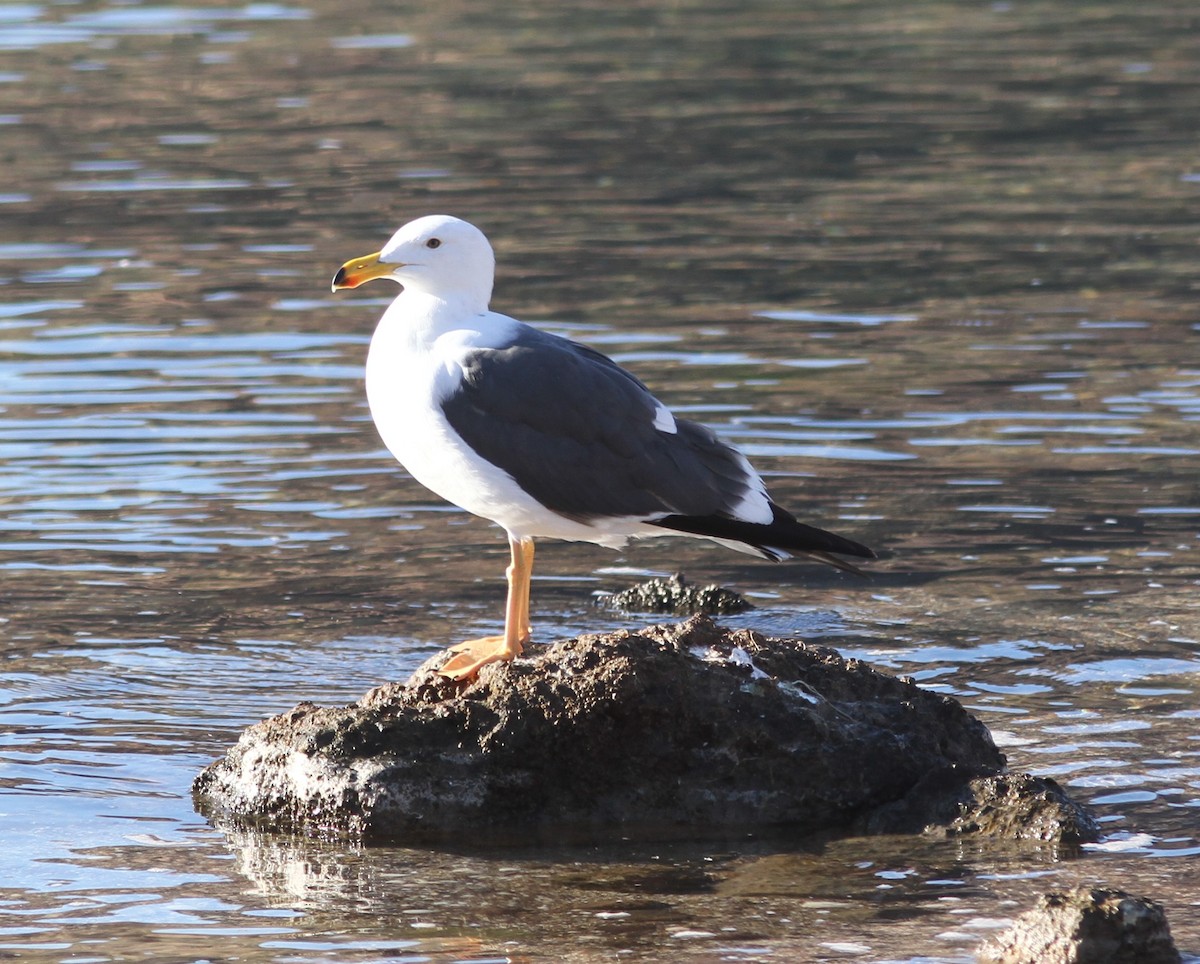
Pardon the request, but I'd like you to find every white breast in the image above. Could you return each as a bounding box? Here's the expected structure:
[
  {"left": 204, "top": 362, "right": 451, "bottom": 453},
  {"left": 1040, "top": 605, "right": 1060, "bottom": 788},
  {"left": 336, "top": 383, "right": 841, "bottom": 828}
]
[{"left": 364, "top": 302, "right": 654, "bottom": 546}]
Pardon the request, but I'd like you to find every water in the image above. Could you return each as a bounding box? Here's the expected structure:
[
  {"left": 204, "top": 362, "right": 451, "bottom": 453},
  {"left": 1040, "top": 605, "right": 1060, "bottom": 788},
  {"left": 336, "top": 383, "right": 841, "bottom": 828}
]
[{"left": 2, "top": 0, "right": 1199, "bottom": 960}]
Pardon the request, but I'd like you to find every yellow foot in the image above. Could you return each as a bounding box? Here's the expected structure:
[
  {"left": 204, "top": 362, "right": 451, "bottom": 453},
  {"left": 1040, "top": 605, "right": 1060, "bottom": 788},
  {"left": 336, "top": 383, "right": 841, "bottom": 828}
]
[{"left": 438, "top": 635, "right": 524, "bottom": 681}]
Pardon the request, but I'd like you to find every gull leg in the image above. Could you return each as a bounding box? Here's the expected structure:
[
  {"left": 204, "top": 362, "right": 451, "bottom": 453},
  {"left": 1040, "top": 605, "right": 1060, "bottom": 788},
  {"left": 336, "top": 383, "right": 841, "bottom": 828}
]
[
  {"left": 439, "top": 536, "right": 535, "bottom": 680},
  {"left": 515, "top": 538, "right": 533, "bottom": 640}
]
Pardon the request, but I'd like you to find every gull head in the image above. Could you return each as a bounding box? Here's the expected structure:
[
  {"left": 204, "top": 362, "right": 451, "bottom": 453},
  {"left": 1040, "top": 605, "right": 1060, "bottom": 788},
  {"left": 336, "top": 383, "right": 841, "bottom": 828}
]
[{"left": 331, "top": 215, "right": 495, "bottom": 309}]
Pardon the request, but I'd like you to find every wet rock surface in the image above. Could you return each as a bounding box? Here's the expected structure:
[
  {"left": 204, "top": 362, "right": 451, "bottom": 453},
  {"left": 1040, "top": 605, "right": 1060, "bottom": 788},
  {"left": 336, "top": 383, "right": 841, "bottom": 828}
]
[
  {"left": 864, "top": 770, "right": 1100, "bottom": 844},
  {"left": 601, "top": 573, "right": 751, "bottom": 615},
  {"left": 193, "top": 616, "right": 1090, "bottom": 845},
  {"left": 978, "top": 885, "right": 1182, "bottom": 964}
]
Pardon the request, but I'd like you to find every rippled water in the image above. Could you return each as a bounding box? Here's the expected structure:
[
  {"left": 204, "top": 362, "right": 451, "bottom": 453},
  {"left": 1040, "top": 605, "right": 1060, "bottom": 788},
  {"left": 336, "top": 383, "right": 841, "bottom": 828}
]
[{"left": 2, "top": 0, "right": 1199, "bottom": 960}]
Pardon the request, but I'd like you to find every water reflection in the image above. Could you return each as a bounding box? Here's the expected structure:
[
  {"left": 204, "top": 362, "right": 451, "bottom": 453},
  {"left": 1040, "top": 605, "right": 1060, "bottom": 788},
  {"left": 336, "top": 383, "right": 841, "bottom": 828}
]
[
  {"left": 3, "top": 0, "right": 1200, "bottom": 959},
  {"left": 206, "top": 822, "right": 1098, "bottom": 962},
  {"left": 0, "top": 3, "right": 310, "bottom": 51}
]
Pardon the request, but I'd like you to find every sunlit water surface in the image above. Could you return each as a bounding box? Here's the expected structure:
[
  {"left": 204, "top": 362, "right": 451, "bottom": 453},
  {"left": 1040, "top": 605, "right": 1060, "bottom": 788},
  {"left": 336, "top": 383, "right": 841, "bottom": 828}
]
[{"left": 1, "top": 0, "right": 1199, "bottom": 961}]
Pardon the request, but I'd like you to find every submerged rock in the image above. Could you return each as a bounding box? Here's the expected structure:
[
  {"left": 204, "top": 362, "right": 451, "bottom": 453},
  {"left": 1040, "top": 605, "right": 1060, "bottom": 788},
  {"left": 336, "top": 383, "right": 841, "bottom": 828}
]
[
  {"left": 864, "top": 770, "right": 1100, "bottom": 844},
  {"left": 978, "top": 886, "right": 1181, "bottom": 964},
  {"left": 601, "top": 573, "right": 751, "bottom": 615},
  {"left": 193, "top": 616, "right": 1087, "bottom": 845}
]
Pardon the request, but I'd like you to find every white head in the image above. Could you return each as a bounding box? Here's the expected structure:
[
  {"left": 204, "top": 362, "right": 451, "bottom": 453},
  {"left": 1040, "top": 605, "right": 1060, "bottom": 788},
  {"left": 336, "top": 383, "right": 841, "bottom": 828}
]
[{"left": 332, "top": 215, "right": 495, "bottom": 313}]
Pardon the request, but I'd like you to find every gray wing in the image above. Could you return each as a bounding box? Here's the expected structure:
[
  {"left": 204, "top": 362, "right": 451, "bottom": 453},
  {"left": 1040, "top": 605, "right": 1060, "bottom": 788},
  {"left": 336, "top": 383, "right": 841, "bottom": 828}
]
[{"left": 439, "top": 326, "right": 759, "bottom": 524}]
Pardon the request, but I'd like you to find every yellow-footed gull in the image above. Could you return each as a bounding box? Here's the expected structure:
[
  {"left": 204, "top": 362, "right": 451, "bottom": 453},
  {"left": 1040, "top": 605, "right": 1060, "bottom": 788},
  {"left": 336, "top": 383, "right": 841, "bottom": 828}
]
[{"left": 332, "top": 215, "right": 874, "bottom": 680}]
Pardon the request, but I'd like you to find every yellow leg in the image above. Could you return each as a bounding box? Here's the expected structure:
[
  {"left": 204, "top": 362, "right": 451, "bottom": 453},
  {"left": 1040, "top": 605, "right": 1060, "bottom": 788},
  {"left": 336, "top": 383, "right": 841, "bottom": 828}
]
[{"left": 439, "top": 536, "right": 534, "bottom": 680}]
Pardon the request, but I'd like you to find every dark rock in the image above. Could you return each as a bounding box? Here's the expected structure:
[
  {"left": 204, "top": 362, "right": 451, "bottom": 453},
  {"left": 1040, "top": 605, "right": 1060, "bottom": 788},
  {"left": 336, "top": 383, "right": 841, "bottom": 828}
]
[
  {"left": 864, "top": 770, "right": 1100, "bottom": 844},
  {"left": 192, "top": 616, "right": 1080, "bottom": 846},
  {"left": 601, "top": 573, "right": 751, "bottom": 615},
  {"left": 978, "top": 886, "right": 1181, "bottom": 964}
]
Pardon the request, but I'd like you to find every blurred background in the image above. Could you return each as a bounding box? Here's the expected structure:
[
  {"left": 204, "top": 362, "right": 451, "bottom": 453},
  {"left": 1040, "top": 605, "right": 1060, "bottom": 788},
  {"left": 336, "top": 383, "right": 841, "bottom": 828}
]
[{"left": 1, "top": 1, "right": 1198, "bottom": 961}]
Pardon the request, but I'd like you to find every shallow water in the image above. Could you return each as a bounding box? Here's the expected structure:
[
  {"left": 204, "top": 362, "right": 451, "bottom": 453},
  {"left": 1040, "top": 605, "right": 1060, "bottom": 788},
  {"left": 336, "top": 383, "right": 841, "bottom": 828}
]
[{"left": 2, "top": 0, "right": 1199, "bottom": 960}]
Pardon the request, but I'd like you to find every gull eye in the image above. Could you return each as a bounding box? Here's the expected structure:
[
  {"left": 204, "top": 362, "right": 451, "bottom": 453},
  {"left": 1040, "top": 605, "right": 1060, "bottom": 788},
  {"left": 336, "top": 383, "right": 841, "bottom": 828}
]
[{"left": 426, "top": 238, "right": 441, "bottom": 249}]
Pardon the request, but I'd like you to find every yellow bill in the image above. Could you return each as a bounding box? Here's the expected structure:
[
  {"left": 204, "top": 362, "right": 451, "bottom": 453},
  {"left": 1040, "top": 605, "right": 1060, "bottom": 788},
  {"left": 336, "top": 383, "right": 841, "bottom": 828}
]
[{"left": 331, "top": 251, "right": 395, "bottom": 291}]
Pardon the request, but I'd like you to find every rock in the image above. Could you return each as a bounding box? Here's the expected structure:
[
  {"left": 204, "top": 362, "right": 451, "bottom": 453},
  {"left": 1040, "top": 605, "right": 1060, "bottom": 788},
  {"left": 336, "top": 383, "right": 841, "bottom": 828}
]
[
  {"left": 864, "top": 770, "right": 1100, "bottom": 844},
  {"left": 601, "top": 573, "right": 751, "bottom": 615},
  {"left": 945, "top": 773, "right": 1100, "bottom": 844},
  {"left": 978, "top": 886, "right": 1181, "bottom": 964},
  {"left": 192, "top": 616, "right": 1079, "bottom": 845}
]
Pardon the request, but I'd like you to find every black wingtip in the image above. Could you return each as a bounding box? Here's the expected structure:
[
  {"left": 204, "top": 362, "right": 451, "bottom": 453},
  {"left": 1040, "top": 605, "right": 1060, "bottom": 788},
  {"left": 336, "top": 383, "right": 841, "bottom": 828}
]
[
  {"left": 649, "top": 502, "right": 875, "bottom": 574},
  {"left": 804, "top": 550, "right": 871, "bottom": 577}
]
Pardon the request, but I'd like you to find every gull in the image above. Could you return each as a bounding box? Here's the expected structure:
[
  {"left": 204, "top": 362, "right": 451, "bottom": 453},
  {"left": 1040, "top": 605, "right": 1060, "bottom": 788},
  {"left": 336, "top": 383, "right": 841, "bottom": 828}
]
[{"left": 332, "top": 215, "right": 874, "bottom": 679}]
